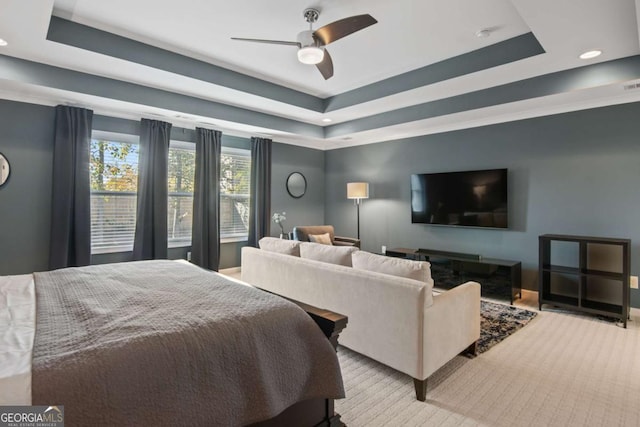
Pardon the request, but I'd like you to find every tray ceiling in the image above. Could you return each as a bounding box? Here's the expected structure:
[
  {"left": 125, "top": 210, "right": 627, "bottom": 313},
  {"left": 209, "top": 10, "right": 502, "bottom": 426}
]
[{"left": 0, "top": 0, "right": 639, "bottom": 149}]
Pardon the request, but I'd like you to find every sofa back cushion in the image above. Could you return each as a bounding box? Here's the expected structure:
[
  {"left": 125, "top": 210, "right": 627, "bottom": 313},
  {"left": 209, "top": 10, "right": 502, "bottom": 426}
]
[
  {"left": 258, "top": 237, "right": 301, "bottom": 256},
  {"left": 352, "top": 251, "right": 432, "bottom": 284},
  {"left": 300, "top": 242, "right": 358, "bottom": 266}
]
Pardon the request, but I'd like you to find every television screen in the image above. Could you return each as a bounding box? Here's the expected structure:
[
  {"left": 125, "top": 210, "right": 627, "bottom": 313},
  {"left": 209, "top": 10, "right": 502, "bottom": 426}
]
[{"left": 410, "top": 168, "right": 508, "bottom": 229}]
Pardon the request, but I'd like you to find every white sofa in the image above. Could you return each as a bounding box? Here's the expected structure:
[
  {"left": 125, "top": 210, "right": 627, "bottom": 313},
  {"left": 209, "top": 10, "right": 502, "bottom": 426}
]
[{"left": 241, "top": 241, "right": 481, "bottom": 401}]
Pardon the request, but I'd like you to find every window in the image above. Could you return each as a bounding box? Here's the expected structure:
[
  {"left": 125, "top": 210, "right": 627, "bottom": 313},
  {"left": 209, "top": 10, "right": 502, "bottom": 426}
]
[
  {"left": 90, "top": 137, "right": 139, "bottom": 254},
  {"left": 90, "top": 135, "right": 250, "bottom": 253},
  {"left": 220, "top": 147, "right": 251, "bottom": 239},
  {"left": 168, "top": 142, "right": 195, "bottom": 247},
  {"left": 167, "top": 144, "right": 250, "bottom": 244}
]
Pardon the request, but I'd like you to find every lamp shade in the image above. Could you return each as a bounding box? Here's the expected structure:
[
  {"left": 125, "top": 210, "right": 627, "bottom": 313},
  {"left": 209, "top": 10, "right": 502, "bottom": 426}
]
[{"left": 347, "top": 182, "right": 369, "bottom": 199}]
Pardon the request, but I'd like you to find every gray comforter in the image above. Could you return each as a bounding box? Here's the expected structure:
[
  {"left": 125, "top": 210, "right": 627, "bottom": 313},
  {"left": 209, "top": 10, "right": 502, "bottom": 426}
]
[{"left": 31, "top": 260, "right": 344, "bottom": 426}]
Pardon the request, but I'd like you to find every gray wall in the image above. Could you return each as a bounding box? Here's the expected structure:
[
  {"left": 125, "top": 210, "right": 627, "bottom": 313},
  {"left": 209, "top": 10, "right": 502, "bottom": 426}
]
[
  {"left": 0, "top": 99, "right": 324, "bottom": 274},
  {"left": 270, "top": 143, "right": 325, "bottom": 238},
  {"left": 0, "top": 101, "right": 55, "bottom": 274},
  {"left": 325, "top": 102, "right": 640, "bottom": 307},
  {"left": 2, "top": 97, "right": 637, "bottom": 307}
]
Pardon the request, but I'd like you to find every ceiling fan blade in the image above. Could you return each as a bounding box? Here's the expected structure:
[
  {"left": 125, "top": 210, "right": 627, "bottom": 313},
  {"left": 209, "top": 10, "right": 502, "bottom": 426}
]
[
  {"left": 231, "top": 37, "right": 301, "bottom": 47},
  {"left": 316, "top": 49, "right": 334, "bottom": 80},
  {"left": 313, "top": 14, "right": 377, "bottom": 46}
]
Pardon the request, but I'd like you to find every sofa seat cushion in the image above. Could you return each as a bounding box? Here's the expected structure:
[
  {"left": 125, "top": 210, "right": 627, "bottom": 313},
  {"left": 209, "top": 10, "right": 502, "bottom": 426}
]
[
  {"left": 300, "top": 242, "right": 358, "bottom": 266},
  {"left": 258, "top": 237, "right": 301, "bottom": 256},
  {"left": 352, "top": 251, "right": 432, "bottom": 285},
  {"left": 308, "top": 233, "right": 333, "bottom": 245}
]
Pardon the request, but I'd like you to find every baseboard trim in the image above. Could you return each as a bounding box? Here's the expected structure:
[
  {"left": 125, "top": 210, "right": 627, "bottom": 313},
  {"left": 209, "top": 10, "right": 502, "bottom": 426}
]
[{"left": 220, "top": 266, "right": 241, "bottom": 275}]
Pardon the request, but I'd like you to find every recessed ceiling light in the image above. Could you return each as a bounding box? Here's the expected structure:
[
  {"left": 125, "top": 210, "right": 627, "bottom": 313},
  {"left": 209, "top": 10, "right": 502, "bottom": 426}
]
[
  {"left": 322, "top": 118, "right": 332, "bottom": 123},
  {"left": 475, "top": 29, "right": 491, "bottom": 38},
  {"left": 579, "top": 50, "right": 602, "bottom": 60},
  {"left": 0, "top": 39, "right": 8, "bottom": 46}
]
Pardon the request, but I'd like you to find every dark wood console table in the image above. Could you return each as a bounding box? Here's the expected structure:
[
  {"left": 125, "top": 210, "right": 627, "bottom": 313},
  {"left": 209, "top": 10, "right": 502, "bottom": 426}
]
[{"left": 386, "top": 247, "right": 522, "bottom": 304}]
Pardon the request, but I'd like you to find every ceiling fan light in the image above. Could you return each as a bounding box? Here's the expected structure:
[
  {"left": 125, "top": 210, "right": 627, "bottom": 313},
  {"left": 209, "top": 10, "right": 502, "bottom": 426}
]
[{"left": 298, "top": 46, "right": 324, "bottom": 65}]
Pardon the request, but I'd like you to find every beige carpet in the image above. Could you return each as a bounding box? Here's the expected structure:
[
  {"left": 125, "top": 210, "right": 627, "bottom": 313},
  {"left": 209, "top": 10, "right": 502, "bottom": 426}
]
[
  {"left": 220, "top": 270, "right": 640, "bottom": 426},
  {"left": 335, "top": 292, "right": 640, "bottom": 426}
]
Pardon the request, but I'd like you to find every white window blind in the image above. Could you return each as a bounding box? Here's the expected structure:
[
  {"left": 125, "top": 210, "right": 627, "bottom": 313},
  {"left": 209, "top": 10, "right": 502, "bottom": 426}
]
[
  {"left": 168, "top": 141, "right": 195, "bottom": 248},
  {"left": 220, "top": 147, "right": 251, "bottom": 239},
  {"left": 90, "top": 137, "right": 250, "bottom": 253},
  {"left": 90, "top": 138, "right": 139, "bottom": 254}
]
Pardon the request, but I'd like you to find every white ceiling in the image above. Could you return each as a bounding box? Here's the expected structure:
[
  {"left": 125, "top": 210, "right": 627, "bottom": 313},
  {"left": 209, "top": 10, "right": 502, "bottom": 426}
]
[
  {"left": 52, "top": 0, "right": 533, "bottom": 97},
  {"left": 0, "top": 0, "right": 639, "bottom": 149}
]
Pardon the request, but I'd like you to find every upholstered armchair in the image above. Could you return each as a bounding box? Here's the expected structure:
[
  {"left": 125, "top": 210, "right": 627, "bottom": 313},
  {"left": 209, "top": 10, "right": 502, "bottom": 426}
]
[{"left": 292, "top": 225, "right": 361, "bottom": 248}]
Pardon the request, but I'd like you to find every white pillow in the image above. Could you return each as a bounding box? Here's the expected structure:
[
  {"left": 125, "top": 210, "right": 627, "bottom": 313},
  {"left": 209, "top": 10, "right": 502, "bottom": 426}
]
[
  {"left": 299, "top": 242, "right": 358, "bottom": 266},
  {"left": 352, "top": 251, "right": 432, "bottom": 283},
  {"left": 258, "top": 237, "right": 301, "bottom": 256},
  {"left": 308, "top": 233, "right": 333, "bottom": 245}
]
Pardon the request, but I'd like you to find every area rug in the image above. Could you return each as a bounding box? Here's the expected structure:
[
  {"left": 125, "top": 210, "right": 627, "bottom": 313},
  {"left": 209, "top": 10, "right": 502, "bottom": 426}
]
[
  {"left": 477, "top": 299, "right": 537, "bottom": 354},
  {"left": 427, "top": 261, "right": 538, "bottom": 353}
]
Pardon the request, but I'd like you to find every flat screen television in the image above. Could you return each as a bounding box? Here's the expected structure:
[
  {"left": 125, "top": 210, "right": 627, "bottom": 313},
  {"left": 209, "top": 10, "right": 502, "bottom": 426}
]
[{"left": 410, "top": 168, "right": 508, "bottom": 229}]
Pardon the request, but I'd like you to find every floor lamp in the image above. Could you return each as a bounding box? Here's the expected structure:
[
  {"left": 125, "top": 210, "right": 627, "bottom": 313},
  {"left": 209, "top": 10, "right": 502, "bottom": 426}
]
[{"left": 347, "top": 182, "right": 369, "bottom": 239}]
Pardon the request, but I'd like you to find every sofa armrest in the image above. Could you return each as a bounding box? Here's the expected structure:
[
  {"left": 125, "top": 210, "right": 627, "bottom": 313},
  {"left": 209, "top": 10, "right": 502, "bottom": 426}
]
[
  {"left": 333, "top": 236, "right": 361, "bottom": 248},
  {"left": 422, "top": 281, "right": 481, "bottom": 378}
]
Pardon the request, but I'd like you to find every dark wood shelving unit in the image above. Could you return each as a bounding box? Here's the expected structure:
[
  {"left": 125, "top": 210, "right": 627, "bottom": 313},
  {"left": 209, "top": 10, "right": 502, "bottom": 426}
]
[{"left": 538, "top": 234, "right": 631, "bottom": 327}]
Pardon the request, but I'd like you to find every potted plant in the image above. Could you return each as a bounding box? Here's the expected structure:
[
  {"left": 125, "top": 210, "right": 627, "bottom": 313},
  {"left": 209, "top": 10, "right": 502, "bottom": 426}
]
[{"left": 272, "top": 212, "right": 289, "bottom": 239}]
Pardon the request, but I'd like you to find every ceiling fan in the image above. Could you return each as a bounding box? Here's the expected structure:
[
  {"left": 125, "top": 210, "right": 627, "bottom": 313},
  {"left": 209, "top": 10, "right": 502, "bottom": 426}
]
[{"left": 231, "top": 8, "right": 377, "bottom": 80}]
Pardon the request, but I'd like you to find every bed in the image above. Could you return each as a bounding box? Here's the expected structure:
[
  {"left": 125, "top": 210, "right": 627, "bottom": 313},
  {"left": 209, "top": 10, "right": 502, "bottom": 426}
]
[{"left": 0, "top": 260, "right": 346, "bottom": 426}]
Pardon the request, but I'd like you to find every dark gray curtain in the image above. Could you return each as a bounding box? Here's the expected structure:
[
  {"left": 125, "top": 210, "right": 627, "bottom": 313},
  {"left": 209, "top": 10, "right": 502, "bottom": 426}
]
[
  {"left": 247, "top": 137, "right": 272, "bottom": 247},
  {"left": 191, "top": 128, "right": 222, "bottom": 270},
  {"left": 49, "top": 105, "right": 93, "bottom": 270},
  {"left": 132, "top": 119, "right": 171, "bottom": 260}
]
